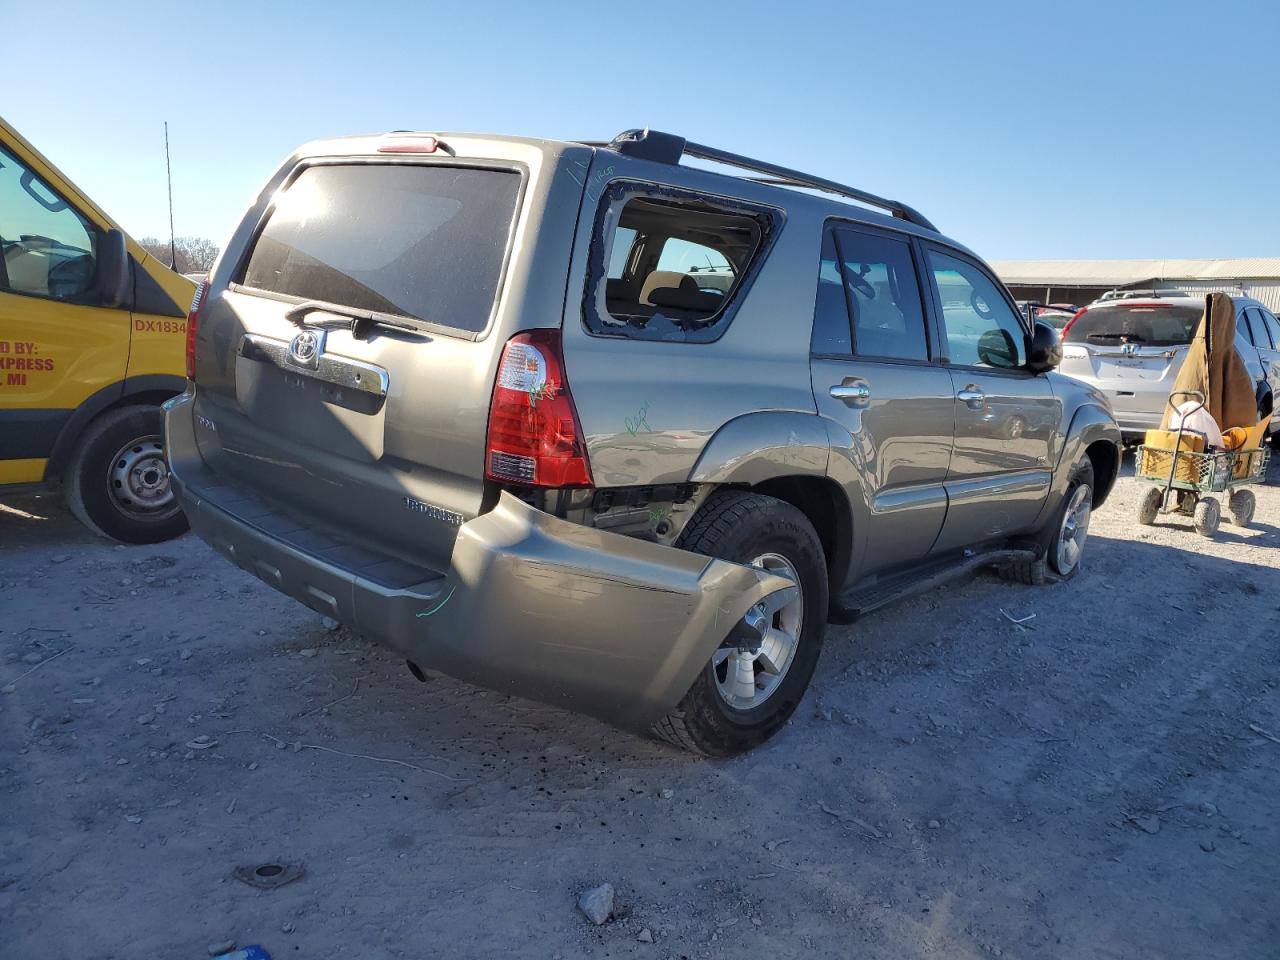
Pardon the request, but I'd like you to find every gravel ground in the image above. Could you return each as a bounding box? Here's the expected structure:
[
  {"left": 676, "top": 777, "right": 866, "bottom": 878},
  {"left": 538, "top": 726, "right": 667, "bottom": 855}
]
[{"left": 3, "top": 457, "right": 1279, "bottom": 959}]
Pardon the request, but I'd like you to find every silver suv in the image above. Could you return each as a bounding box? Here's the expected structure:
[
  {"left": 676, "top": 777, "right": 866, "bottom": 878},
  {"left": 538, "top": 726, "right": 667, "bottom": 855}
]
[
  {"left": 165, "top": 128, "right": 1120, "bottom": 755},
  {"left": 1058, "top": 292, "right": 1280, "bottom": 443}
]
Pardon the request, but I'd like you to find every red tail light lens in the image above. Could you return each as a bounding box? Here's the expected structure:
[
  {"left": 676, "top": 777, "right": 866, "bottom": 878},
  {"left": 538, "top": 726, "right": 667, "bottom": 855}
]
[
  {"left": 1060, "top": 307, "right": 1086, "bottom": 340},
  {"left": 485, "top": 330, "right": 593, "bottom": 488},
  {"left": 185, "top": 279, "right": 209, "bottom": 380}
]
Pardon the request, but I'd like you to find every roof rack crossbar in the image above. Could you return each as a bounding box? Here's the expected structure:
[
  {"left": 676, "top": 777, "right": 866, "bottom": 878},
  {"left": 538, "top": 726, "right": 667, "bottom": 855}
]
[{"left": 592, "top": 128, "right": 938, "bottom": 233}]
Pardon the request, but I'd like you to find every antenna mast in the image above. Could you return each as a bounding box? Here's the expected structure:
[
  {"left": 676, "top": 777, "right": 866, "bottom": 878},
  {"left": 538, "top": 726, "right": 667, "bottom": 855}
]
[{"left": 164, "top": 121, "right": 177, "bottom": 271}]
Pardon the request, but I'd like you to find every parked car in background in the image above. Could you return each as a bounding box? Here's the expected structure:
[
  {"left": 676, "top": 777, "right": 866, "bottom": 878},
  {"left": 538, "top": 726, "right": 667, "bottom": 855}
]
[
  {"left": 1035, "top": 308, "right": 1076, "bottom": 330},
  {"left": 1058, "top": 294, "right": 1280, "bottom": 445},
  {"left": 0, "top": 116, "right": 196, "bottom": 542},
  {"left": 166, "top": 126, "right": 1120, "bottom": 755}
]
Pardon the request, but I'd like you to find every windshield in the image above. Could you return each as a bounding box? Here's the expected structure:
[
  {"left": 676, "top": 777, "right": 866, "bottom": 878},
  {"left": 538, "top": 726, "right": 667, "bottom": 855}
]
[
  {"left": 1065, "top": 303, "right": 1202, "bottom": 346},
  {"left": 240, "top": 163, "right": 521, "bottom": 334}
]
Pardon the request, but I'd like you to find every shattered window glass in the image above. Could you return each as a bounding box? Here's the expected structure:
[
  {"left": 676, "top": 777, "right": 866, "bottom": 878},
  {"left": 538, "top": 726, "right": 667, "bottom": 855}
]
[{"left": 587, "top": 184, "right": 777, "bottom": 343}]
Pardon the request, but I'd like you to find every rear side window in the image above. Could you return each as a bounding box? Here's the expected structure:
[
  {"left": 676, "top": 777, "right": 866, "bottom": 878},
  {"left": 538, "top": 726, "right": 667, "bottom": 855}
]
[
  {"left": 240, "top": 163, "right": 521, "bottom": 334},
  {"left": 586, "top": 182, "right": 779, "bottom": 343},
  {"left": 833, "top": 227, "right": 928, "bottom": 361},
  {"left": 1064, "top": 303, "right": 1202, "bottom": 346}
]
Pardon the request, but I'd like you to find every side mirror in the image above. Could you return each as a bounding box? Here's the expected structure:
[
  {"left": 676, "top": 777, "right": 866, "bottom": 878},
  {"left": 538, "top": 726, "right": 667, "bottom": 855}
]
[
  {"left": 95, "top": 228, "right": 130, "bottom": 308},
  {"left": 1026, "top": 320, "right": 1062, "bottom": 373}
]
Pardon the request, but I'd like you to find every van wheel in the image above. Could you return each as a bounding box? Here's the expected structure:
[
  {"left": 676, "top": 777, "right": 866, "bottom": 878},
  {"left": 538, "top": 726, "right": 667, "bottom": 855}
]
[
  {"left": 650, "top": 491, "right": 828, "bottom": 757},
  {"left": 65, "top": 405, "right": 189, "bottom": 544}
]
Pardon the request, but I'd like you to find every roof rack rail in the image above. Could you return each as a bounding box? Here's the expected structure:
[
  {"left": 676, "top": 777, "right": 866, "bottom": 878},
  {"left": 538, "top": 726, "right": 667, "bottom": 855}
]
[{"left": 586, "top": 128, "right": 938, "bottom": 233}]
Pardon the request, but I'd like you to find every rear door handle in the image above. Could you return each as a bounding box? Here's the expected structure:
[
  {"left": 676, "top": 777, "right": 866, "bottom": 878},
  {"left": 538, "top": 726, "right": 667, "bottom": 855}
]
[
  {"left": 957, "top": 385, "right": 985, "bottom": 409},
  {"left": 830, "top": 381, "right": 871, "bottom": 405}
]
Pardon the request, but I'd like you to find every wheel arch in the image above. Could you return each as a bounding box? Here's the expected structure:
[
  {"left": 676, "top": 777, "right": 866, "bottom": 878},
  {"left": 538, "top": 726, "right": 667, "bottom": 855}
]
[
  {"left": 749, "top": 474, "right": 854, "bottom": 602},
  {"left": 45, "top": 374, "right": 186, "bottom": 482},
  {"left": 1084, "top": 438, "right": 1120, "bottom": 509},
  {"left": 687, "top": 411, "right": 853, "bottom": 597}
]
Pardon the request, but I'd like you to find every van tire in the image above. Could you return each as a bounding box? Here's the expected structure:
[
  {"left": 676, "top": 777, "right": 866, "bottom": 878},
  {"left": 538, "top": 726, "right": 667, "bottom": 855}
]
[
  {"left": 65, "top": 405, "right": 189, "bottom": 544},
  {"left": 650, "top": 490, "right": 828, "bottom": 757}
]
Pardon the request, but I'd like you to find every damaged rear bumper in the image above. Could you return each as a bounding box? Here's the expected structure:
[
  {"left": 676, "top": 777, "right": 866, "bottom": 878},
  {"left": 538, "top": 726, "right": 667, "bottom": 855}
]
[{"left": 164, "top": 395, "right": 792, "bottom": 729}]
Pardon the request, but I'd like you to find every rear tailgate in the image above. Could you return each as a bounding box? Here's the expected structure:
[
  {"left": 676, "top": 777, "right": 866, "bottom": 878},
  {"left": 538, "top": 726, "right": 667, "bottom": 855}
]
[
  {"left": 189, "top": 134, "right": 589, "bottom": 572},
  {"left": 1060, "top": 301, "right": 1199, "bottom": 413}
]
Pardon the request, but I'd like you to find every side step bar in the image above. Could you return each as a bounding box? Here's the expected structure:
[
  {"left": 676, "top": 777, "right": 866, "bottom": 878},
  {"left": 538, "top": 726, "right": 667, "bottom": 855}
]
[{"left": 835, "top": 549, "right": 1038, "bottom": 621}]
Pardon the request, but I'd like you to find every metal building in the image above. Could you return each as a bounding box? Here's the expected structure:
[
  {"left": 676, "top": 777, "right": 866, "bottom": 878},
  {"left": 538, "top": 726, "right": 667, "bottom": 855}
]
[{"left": 991, "top": 258, "right": 1280, "bottom": 311}]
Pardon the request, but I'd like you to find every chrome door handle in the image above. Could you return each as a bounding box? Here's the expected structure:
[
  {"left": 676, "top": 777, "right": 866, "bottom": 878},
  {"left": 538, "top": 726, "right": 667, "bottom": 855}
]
[
  {"left": 830, "top": 381, "right": 871, "bottom": 404},
  {"left": 957, "top": 386, "right": 985, "bottom": 409}
]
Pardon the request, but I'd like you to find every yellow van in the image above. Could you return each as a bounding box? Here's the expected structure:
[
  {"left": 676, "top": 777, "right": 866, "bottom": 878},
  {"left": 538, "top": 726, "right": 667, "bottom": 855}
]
[{"left": 1, "top": 116, "right": 196, "bottom": 542}]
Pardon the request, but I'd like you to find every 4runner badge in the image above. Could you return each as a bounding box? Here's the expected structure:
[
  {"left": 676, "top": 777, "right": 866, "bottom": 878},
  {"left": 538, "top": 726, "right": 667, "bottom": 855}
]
[{"left": 287, "top": 329, "right": 326, "bottom": 369}]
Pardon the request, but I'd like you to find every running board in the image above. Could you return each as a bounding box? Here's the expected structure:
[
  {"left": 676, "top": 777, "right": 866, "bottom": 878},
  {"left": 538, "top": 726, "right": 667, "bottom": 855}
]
[{"left": 834, "top": 548, "right": 1037, "bottom": 621}]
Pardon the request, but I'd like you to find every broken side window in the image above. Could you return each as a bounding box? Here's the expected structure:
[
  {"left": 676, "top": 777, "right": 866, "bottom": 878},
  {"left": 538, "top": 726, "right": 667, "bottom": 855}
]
[{"left": 584, "top": 181, "right": 780, "bottom": 343}]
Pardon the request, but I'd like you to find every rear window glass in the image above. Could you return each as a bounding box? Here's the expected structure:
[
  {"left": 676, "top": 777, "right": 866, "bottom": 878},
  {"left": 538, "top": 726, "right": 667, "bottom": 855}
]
[
  {"left": 240, "top": 163, "right": 520, "bottom": 333},
  {"left": 1064, "top": 303, "right": 1201, "bottom": 346},
  {"left": 586, "top": 183, "right": 777, "bottom": 343}
]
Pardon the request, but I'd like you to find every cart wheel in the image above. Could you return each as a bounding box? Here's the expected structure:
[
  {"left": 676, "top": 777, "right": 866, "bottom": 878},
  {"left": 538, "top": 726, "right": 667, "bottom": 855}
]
[
  {"left": 1193, "top": 497, "right": 1220, "bottom": 538},
  {"left": 1136, "top": 486, "right": 1163, "bottom": 525},
  {"left": 1229, "top": 489, "right": 1256, "bottom": 528}
]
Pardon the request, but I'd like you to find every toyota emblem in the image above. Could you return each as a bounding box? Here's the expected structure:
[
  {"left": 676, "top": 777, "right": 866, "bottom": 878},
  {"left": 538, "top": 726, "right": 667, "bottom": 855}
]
[{"left": 287, "top": 328, "right": 325, "bottom": 369}]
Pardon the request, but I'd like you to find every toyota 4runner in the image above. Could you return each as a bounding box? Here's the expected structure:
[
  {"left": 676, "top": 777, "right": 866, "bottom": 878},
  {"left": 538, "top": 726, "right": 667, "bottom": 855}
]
[{"left": 165, "top": 127, "right": 1120, "bottom": 755}]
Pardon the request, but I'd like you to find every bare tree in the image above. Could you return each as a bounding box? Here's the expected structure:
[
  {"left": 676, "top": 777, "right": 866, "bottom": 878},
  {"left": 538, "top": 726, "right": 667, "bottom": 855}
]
[{"left": 137, "top": 236, "right": 220, "bottom": 274}]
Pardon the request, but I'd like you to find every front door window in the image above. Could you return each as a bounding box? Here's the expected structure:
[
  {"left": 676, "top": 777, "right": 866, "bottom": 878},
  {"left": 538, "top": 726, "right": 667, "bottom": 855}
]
[
  {"left": 926, "top": 249, "right": 1026, "bottom": 369},
  {"left": 0, "top": 146, "right": 99, "bottom": 301}
]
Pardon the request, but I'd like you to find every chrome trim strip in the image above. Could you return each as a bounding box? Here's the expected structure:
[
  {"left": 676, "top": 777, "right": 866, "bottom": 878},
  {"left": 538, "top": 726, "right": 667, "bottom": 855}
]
[{"left": 239, "top": 333, "right": 389, "bottom": 397}]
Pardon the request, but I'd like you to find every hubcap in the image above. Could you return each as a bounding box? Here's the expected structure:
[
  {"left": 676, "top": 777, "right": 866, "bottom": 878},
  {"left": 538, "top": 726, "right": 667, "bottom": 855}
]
[
  {"left": 713, "top": 552, "right": 803, "bottom": 710},
  {"left": 1056, "top": 484, "right": 1091, "bottom": 572},
  {"left": 108, "top": 436, "right": 176, "bottom": 519}
]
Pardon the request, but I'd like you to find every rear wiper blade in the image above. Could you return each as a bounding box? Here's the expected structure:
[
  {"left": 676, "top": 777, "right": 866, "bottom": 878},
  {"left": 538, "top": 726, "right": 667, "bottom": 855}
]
[
  {"left": 284, "top": 300, "right": 422, "bottom": 339},
  {"left": 1086, "top": 332, "right": 1146, "bottom": 342}
]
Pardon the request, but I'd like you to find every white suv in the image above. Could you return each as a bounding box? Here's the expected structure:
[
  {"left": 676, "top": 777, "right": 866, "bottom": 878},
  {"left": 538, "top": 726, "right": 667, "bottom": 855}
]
[{"left": 1057, "top": 293, "right": 1280, "bottom": 444}]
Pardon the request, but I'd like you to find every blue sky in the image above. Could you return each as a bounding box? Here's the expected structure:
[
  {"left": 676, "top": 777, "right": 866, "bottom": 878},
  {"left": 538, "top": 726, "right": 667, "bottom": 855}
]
[{"left": 4, "top": 0, "right": 1276, "bottom": 260}]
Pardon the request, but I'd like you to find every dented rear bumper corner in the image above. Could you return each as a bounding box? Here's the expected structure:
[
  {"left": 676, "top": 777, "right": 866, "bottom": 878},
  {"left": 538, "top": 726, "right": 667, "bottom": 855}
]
[{"left": 166, "top": 395, "right": 790, "bottom": 729}]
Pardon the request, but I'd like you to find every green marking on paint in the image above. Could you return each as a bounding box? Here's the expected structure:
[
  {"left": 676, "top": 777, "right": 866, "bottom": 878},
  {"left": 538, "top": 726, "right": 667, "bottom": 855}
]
[{"left": 416, "top": 586, "right": 456, "bottom": 619}]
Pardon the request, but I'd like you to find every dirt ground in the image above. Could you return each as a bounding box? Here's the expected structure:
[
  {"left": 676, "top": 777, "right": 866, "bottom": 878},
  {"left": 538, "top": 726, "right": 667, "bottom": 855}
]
[{"left": 3, "top": 457, "right": 1279, "bottom": 960}]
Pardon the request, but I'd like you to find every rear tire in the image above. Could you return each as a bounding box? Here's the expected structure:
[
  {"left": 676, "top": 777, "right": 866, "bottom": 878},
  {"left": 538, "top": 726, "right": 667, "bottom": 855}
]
[
  {"left": 650, "top": 490, "right": 828, "bottom": 757},
  {"left": 1193, "top": 497, "right": 1220, "bottom": 538},
  {"left": 65, "top": 405, "right": 189, "bottom": 544}
]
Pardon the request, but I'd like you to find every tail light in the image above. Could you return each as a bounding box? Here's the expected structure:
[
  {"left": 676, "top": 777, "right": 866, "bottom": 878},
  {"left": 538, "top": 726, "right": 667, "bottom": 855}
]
[
  {"left": 485, "top": 329, "right": 593, "bottom": 487},
  {"left": 1060, "top": 306, "right": 1086, "bottom": 340},
  {"left": 185, "top": 279, "right": 209, "bottom": 380}
]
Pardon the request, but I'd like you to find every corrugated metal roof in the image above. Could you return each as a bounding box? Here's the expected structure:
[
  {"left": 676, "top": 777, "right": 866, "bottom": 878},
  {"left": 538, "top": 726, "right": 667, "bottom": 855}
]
[{"left": 990, "top": 258, "right": 1280, "bottom": 286}]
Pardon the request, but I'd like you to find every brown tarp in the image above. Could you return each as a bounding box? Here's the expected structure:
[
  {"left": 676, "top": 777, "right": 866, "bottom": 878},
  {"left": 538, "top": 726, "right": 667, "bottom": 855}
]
[{"left": 1159, "top": 293, "right": 1258, "bottom": 432}]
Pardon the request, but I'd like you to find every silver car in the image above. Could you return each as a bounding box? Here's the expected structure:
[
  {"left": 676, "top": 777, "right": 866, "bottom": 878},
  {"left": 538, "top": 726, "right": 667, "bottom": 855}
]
[
  {"left": 165, "top": 127, "right": 1120, "bottom": 755},
  {"left": 1057, "top": 293, "right": 1280, "bottom": 443}
]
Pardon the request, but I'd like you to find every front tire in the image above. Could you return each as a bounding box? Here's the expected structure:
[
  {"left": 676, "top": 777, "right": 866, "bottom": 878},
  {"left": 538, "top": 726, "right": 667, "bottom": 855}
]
[
  {"left": 1193, "top": 497, "right": 1220, "bottom": 538},
  {"left": 1228, "top": 489, "right": 1255, "bottom": 528},
  {"left": 651, "top": 491, "right": 828, "bottom": 757},
  {"left": 1048, "top": 459, "right": 1094, "bottom": 578},
  {"left": 65, "top": 405, "right": 189, "bottom": 544}
]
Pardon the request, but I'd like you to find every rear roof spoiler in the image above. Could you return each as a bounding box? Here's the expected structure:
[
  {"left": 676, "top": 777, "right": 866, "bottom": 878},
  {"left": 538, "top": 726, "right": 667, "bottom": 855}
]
[{"left": 579, "top": 127, "right": 939, "bottom": 233}]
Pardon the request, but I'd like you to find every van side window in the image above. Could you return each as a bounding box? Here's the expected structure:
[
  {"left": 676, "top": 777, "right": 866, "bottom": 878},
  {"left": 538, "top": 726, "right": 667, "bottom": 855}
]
[
  {"left": 811, "top": 230, "right": 851, "bottom": 355},
  {"left": 0, "top": 145, "right": 98, "bottom": 301},
  {"left": 926, "top": 249, "right": 1026, "bottom": 369},
  {"left": 833, "top": 227, "right": 928, "bottom": 362},
  {"left": 587, "top": 183, "right": 778, "bottom": 343}
]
